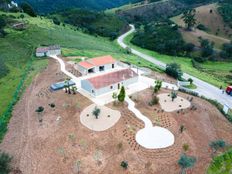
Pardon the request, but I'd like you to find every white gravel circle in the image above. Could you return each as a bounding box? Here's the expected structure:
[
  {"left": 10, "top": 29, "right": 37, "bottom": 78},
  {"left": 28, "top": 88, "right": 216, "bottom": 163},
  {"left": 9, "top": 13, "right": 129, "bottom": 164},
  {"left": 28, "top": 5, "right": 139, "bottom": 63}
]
[
  {"left": 136, "top": 126, "right": 175, "bottom": 149},
  {"left": 80, "top": 104, "right": 121, "bottom": 131}
]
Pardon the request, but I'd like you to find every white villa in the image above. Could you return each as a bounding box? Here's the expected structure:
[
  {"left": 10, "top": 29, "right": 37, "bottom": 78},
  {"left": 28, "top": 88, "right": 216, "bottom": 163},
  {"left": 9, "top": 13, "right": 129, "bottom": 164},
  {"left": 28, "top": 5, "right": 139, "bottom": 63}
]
[
  {"left": 77, "top": 55, "right": 117, "bottom": 75},
  {"left": 36, "top": 45, "right": 61, "bottom": 57},
  {"left": 81, "top": 68, "right": 138, "bottom": 96}
]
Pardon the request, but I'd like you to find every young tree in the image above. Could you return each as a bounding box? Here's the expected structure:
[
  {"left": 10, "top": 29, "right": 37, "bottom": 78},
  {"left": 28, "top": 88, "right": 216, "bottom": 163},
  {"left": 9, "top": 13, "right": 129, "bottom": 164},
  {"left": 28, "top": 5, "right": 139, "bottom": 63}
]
[
  {"left": 171, "top": 91, "right": 177, "bottom": 101},
  {"left": 92, "top": 106, "right": 101, "bottom": 119},
  {"left": 165, "top": 63, "right": 183, "bottom": 80},
  {"left": 118, "top": 86, "right": 126, "bottom": 102},
  {"left": 120, "top": 161, "right": 128, "bottom": 169},
  {"left": 153, "top": 80, "right": 162, "bottom": 94},
  {"left": 178, "top": 154, "right": 196, "bottom": 174},
  {"left": 179, "top": 125, "right": 186, "bottom": 133},
  {"left": 74, "top": 160, "right": 81, "bottom": 174},
  {"left": 112, "top": 92, "right": 118, "bottom": 104},
  {"left": 35, "top": 106, "right": 44, "bottom": 123},
  {"left": 0, "top": 151, "right": 12, "bottom": 174},
  {"left": 181, "top": 9, "right": 197, "bottom": 31},
  {"left": 64, "top": 79, "right": 71, "bottom": 94}
]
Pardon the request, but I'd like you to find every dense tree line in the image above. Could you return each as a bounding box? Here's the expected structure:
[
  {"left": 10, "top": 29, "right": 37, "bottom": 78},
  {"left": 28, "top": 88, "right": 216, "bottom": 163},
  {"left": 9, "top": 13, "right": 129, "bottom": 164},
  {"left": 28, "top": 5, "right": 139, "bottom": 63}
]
[
  {"left": 15, "top": 0, "right": 143, "bottom": 14},
  {"left": 131, "top": 23, "right": 194, "bottom": 56},
  {"left": 54, "top": 9, "right": 127, "bottom": 40},
  {"left": 218, "top": 1, "right": 232, "bottom": 28}
]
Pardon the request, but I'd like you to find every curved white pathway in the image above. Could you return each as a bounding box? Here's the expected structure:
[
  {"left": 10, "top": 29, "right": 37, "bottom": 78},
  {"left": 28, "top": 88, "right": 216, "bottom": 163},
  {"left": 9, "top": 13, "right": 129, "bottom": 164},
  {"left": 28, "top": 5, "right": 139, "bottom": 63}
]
[
  {"left": 126, "top": 97, "right": 174, "bottom": 149},
  {"left": 118, "top": 24, "right": 232, "bottom": 108},
  {"left": 50, "top": 55, "right": 175, "bottom": 149}
]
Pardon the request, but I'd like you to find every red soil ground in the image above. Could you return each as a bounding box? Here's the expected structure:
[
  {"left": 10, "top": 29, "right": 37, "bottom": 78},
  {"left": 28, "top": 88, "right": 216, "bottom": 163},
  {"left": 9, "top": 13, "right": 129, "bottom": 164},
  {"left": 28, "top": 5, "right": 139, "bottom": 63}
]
[{"left": 0, "top": 59, "right": 232, "bottom": 174}]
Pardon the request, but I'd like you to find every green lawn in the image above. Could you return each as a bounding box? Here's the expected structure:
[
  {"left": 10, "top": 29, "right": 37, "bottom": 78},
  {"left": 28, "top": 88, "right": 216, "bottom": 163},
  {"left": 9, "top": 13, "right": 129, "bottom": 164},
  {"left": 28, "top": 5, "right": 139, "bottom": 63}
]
[
  {"left": 0, "top": 12, "right": 121, "bottom": 117},
  {"left": 123, "top": 33, "right": 232, "bottom": 88},
  {"left": 207, "top": 148, "right": 232, "bottom": 174}
]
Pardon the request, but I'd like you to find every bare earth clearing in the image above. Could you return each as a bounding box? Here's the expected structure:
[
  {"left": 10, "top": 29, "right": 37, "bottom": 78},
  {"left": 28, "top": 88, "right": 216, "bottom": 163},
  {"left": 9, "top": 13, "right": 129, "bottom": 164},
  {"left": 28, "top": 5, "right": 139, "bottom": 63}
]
[{"left": 0, "top": 59, "right": 232, "bottom": 174}]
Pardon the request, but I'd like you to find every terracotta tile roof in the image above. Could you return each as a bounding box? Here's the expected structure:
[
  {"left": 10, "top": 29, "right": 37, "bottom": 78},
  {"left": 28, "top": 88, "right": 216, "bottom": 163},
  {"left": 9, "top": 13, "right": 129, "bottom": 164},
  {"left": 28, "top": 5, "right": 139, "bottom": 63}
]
[
  {"left": 87, "top": 55, "right": 116, "bottom": 66},
  {"left": 78, "top": 55, "right": 116, "bottom": 69},
  {"left": 79, "top": 61, "right": 95, "bottom": 69},
  {"left": 86, "top": 69, "right": 138, "bottom": 89}
]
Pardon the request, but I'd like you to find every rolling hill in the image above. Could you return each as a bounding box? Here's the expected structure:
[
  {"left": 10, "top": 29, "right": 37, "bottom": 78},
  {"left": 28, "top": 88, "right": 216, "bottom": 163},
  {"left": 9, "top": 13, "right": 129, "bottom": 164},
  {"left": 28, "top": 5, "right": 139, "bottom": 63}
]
[
  {"left": 171, "top": 3, "right": 232, "bottom": 49},
  {"left": 0, "top": 11, "right": 161, "bottom": 140},
  {"left": 14, "top": 0, "right": 143, "bottom": 14}
]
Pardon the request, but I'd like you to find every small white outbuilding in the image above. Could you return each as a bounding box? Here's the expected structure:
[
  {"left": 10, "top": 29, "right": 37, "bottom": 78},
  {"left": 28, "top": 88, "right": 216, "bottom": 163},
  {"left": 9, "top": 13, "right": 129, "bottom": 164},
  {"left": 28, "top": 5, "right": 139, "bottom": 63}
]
[{"left": 36, "top": 45, "right": 61, "bottom": 57}]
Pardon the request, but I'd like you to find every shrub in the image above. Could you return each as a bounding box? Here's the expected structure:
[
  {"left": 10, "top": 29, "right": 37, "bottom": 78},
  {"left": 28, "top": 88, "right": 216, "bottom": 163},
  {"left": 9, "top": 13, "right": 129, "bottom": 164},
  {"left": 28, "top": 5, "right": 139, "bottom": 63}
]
[
  {"left": 178, "top": 154, "right": 196, "bottom": 174},
  {"left": 52, "top": 17, "right": 61, "bottom": 25},
  {"left": 120, "top": 161, "right": 128, "bottom": 169},
  {"left": 209, "top": 140, "right": 226, "bottom": 154},
  {"left": 197, "top": 24, "right": 208, "bottom": 31},
  {"left": 188, "top": 78, "right": 193, "bottom": 84},
  {"left": 35, "top": 106, "right": 44, "bottom": 113},
  {"left": 183, "top": 144, "right": 189, "bottom": 152},
  {"left": 179, "top": 125, "right": 186, "bottom": 133},
  {"left": 0, "top": 151, "right": 12, "bottom": 174},
  {"left": 149, "top": 96, "right": 159, "bottom": 106}
]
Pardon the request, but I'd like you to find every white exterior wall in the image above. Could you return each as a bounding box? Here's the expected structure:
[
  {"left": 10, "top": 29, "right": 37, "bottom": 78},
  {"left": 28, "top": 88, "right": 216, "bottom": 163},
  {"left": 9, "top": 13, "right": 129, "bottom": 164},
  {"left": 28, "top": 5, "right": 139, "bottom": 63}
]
[
  {"left": 36, "top": 52, "right": 46, "bottom": 57},
  {"left": 47, "top": 49, "right": 61, "bottom": 56},
  {"left": 93, "top": 76, "right": 138, "bottom": 96},
  {"left": 77, "top": 64, "right": 88, "bottom": 75},
  {"left": 94, "top": 63, "right": 116, "bottom": 73}
]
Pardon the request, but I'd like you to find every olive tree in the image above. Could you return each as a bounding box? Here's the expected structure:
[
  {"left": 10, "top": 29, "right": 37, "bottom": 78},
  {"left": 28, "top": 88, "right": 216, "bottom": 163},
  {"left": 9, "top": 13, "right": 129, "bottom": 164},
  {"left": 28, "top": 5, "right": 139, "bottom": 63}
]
[
  {"left": 178, "top": 154, "right": 196, "bottom": 174},
  {"left": 92, "top": 106, "right": 101, "bottom": 119}
]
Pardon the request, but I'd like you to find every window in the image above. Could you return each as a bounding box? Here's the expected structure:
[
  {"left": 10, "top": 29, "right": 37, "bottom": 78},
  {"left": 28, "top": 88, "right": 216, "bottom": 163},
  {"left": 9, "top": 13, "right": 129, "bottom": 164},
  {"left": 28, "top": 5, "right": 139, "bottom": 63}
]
[
  {"left": 92, "top": 90, "right": 95, "bottom": 93},
  {"left": 112, "top": 64, "right": 114, "bottom": 68},
  {"left": 110, "top": 86, "right": 113, "bottom": 89}
]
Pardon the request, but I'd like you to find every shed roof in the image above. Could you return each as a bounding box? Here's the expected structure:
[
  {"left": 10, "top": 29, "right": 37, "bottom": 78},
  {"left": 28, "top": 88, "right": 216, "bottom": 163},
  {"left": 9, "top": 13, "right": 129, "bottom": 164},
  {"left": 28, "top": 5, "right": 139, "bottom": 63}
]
[
  {"left": 78, "top": 55, "right": 116, "bottom": 69},
  {"left": 36, "top": 47, "right": 49, "bottom": 53},
  {"left": 79, "top": 61, "right": 95, "bottom": 69},
  {"left": 87, "top": 55, "right": 116, "bottom": 66},
  {"left": 36, "top": 45, "right": 60, "bottom": 53},
  {"left": 86, "top": 69, "right": 138, "bottom": 89}
]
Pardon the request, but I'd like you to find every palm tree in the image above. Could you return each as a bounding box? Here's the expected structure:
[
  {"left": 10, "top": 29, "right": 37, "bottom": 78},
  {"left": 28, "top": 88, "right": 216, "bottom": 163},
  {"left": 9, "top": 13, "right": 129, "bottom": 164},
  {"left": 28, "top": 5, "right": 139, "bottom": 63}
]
[{"left": 64, "top": 78, "right": 71, "bottom": 94}]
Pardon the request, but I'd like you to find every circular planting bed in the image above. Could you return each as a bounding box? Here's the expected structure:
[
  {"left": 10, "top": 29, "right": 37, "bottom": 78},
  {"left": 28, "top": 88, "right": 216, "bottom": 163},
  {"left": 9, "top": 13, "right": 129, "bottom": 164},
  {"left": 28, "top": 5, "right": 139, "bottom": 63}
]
[{"left": 80, "top": 104, "right": 121, "bottom": 131}]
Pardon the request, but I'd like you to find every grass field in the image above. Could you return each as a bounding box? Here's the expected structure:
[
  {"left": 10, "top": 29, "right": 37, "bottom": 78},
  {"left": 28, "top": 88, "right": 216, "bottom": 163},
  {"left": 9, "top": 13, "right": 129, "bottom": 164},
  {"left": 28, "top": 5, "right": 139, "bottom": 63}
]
[
  {"left": 0, "top": 11, "right": 164, "bottom": 118},
  {"left": 207, "top": 148, "right": 232, "bottom": 174},
  {"left": 124, "top": 32, "right": 232, "bottom": 88},
  {"left": 0, "top": 12, "right": 122, "bottom": 117}
]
